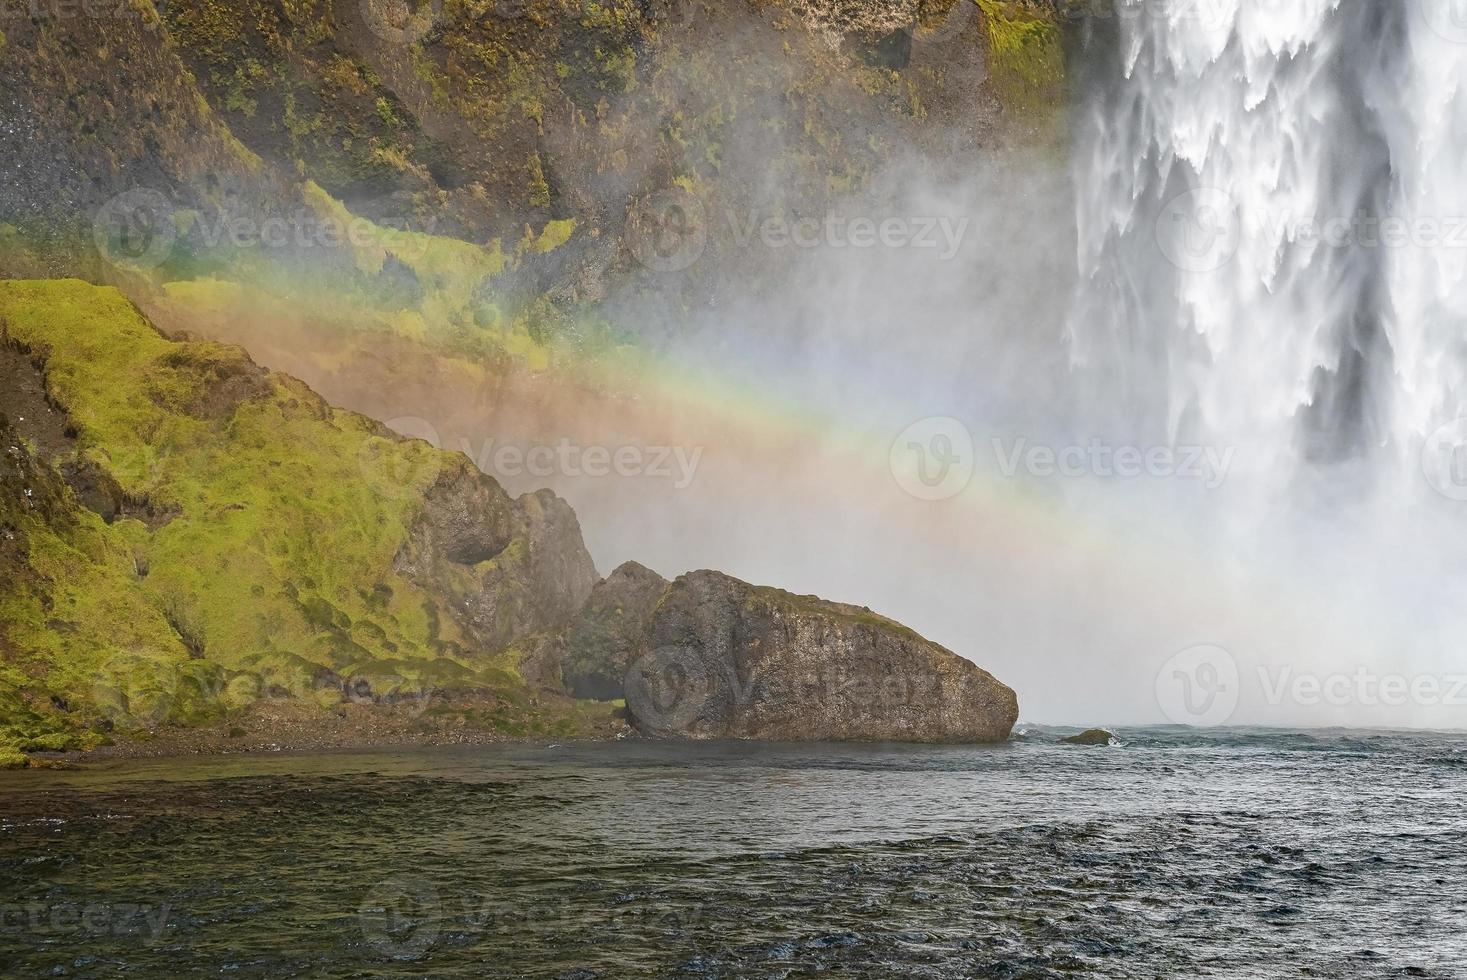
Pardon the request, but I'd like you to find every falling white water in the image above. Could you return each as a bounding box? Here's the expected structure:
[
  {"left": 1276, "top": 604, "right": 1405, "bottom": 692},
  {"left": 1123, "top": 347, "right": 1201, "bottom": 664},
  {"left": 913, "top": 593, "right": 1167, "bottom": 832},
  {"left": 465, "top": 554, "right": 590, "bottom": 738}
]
[
  {"left": 1070, "top": 0, "right": 1467, "bottom": 492},
  {"left": 1381, "top": 3, "right": 1467, "bottom": 478}
]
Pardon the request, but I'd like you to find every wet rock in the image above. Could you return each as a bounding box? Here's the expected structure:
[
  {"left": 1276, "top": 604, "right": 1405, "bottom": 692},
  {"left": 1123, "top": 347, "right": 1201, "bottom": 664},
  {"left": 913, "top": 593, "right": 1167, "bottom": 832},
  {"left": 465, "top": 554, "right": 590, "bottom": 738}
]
[
  {"left": 624, "top": 570, "right": 1018, "bottom": 743},
  {"left": 1063, "top": 728, "right": 1120, "bottom": 746}
]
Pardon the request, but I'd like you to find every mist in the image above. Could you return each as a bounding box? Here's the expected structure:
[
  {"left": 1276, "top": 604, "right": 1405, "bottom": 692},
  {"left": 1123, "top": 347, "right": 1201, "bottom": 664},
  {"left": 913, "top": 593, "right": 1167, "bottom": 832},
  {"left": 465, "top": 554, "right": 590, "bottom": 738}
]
[{"left": 158, "top": 0, "right": 1467, "bottom": 731}]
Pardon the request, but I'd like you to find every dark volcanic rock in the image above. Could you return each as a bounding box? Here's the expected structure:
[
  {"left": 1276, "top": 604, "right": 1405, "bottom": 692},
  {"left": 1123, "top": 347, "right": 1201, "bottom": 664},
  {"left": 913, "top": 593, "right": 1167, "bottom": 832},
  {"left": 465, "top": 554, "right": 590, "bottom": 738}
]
[
  {"left": 623, "top": 570, "right": 1018, "bottom": 743},
  {"left": 563, "top": 561, "right": 671, "bottom": 701},
  {"left": 1063, "top": 728, "right": 1119, "bottom": 746}
]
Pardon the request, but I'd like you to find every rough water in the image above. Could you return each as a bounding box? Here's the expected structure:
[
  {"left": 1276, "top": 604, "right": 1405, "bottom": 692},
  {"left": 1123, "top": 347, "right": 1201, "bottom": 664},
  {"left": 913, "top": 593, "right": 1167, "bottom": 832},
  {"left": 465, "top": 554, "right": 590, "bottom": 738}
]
[{"left": 2, "top": 732, "right": 1465, "bottom": 978}]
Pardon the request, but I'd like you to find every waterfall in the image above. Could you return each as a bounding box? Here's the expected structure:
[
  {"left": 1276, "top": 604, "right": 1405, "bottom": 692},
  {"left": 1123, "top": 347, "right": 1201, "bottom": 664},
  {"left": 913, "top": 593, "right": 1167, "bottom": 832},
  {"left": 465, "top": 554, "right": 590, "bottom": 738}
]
[{"left": 1069, "top": 0, "right": 1467, "bottom": 493}]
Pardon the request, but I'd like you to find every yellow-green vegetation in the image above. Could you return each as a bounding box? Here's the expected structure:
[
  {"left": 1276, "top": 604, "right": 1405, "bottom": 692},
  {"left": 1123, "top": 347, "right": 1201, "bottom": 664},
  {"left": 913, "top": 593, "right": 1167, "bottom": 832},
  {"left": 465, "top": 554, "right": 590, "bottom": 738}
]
[
  {"left": 148, "top": 179, "right": 591, "bottom": 369},
  {"left": 978, "top": 0, "right": 1068, "bottom": 125},
  {"left": 0, "top": 280, "right": 613, "bottom": 762}
]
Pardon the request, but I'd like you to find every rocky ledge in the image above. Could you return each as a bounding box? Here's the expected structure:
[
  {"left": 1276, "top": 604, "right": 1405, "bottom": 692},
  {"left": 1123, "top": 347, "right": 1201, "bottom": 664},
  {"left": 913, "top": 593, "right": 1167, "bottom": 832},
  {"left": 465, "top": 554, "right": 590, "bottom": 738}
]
[{"left": 566, "top": 566, "right": 1019, "bottom": 743}]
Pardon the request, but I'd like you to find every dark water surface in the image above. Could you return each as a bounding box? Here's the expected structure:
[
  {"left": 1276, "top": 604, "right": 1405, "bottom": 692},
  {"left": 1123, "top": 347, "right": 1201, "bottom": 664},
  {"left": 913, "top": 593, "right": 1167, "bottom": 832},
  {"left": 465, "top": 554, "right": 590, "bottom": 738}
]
[{"left": 1, "top": 728, "right": 1465, "bottom": 978}]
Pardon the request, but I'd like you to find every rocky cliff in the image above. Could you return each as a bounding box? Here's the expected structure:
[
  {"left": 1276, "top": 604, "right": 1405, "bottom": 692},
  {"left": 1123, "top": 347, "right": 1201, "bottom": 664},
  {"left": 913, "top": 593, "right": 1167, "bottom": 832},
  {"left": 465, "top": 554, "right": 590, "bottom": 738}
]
[
  {"left": 0, "top": 0, "right": 1067, "bottom": 371},
  {"left": 0, "top": 281, "right": 1018, "bottom": 761},
  {"left": 0, "top": 279, "right": 619, "bottom": 762}
]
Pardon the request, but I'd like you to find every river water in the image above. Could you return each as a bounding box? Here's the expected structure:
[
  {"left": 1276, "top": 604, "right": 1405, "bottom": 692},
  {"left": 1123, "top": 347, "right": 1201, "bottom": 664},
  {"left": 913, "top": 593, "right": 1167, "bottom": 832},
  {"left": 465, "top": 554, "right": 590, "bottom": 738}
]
[{"left": 2, "top": 729, "right": 1465, "bottom": 977}]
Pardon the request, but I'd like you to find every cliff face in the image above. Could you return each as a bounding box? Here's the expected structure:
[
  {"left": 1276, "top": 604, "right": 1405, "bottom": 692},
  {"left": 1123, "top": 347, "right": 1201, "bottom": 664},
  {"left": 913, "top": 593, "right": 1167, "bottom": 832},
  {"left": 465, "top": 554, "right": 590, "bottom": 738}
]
[
  {"left": 0, "top": 280, "right": 1019, "bottom": 759},
  {"left": 569, "top": 565, "right": 1019, "bottom": 743},
  {"left": 0, "top": 1, "right": 1049, "bottom": 759},
  {"left": 0, "top": 0, "right": 1065, "bottom": 362},
  {"left": 0, "top": 279, "right": 616, "bottom": 760}
]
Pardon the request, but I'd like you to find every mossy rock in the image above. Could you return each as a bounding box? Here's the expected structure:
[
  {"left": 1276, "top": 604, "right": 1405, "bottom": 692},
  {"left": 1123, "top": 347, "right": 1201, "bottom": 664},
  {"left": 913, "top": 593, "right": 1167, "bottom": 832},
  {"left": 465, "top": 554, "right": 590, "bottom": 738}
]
[{"left": 0, "top": 279, "right": 599, "bottom": 750}]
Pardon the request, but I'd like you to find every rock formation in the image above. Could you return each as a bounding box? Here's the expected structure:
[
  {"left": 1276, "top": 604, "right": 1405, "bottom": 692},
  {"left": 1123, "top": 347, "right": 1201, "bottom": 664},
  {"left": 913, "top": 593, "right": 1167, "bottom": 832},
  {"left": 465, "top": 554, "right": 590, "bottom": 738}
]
[
  {"left": 569, "top": 568, "right": 1018, "bottom": 743},
  {"left": 564, "top": 561, "right": 671, "bottom": 701}
]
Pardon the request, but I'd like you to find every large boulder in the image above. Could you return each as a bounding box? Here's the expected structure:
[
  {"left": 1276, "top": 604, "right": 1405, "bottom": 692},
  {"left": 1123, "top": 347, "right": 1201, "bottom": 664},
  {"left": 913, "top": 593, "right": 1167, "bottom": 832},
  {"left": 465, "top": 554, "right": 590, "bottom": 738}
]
[{"left": 623, "top": 571, "right": 1017, "bottom": 743}]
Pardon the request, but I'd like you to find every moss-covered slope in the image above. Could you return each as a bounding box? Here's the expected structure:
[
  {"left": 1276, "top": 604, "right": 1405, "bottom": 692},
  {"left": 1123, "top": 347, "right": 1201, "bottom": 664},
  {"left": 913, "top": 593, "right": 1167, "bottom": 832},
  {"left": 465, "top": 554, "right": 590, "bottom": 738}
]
[{"left": 0, "top": 279, "right": 614, "bottom": 764}]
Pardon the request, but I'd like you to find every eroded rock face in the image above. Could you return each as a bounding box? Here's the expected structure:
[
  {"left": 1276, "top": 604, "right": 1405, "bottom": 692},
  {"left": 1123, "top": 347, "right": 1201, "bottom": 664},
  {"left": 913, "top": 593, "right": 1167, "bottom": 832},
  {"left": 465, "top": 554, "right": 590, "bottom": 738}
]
[
  {"left": 394, "top": 457, "right": 598, "bottom": 656},
  {"left": 563, "top": 561, "right": 671, "bottom": 701},
  {"left": 787, "top": 0, "right": 925, "bottom": 44},
  {"left": 623, "top": 571, "right": 1018, "bottom": 743}
]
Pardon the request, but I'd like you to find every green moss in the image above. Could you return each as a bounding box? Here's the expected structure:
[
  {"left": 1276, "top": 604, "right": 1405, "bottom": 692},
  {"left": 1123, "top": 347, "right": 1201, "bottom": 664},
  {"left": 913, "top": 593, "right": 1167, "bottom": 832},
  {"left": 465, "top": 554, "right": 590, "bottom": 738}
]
[
  {"left": 977, "top": 0, "right": 1067, "bottom": 132},
  {"left": 527, "top": 154, "right": 552, "bottom": 208},
  {"left": 0, "top": 279, "right": 572, "bottom": 753},
  {"left": 529, "top": 219, "right": 578, "bottom": 255}
]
